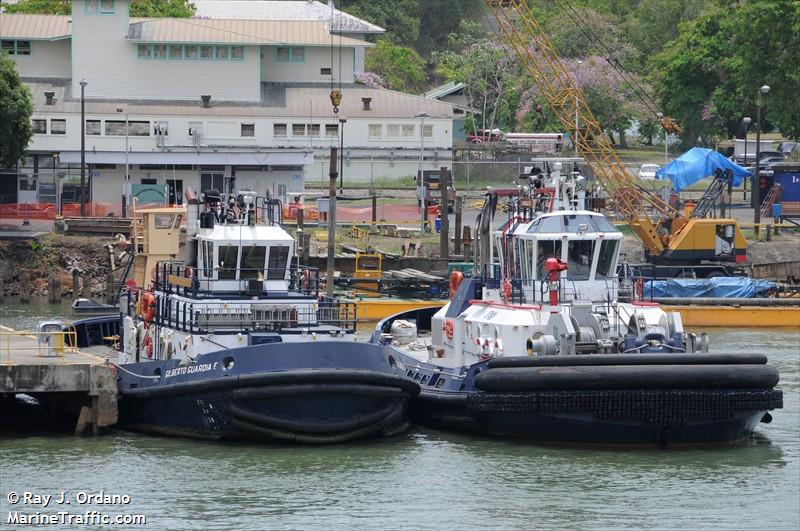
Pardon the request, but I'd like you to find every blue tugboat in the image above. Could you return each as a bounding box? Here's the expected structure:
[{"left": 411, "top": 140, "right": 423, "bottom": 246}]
[
  {"left": 373, "top": 162, "right": 782, "bottom": 447},
  {"left": 74, "top": 189, "right": 418, "bottom": 443}
]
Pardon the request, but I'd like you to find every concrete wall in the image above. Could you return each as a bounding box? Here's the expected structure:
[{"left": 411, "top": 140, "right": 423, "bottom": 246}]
[
  {"left": 13, "top": 40, "right": 71, "bottom": 79},
  {"left": 70, "top": 1, "right": 260, "bottom": 101},
  {"left": 262, "top": 45, "right": 354, "bottom": 83}
]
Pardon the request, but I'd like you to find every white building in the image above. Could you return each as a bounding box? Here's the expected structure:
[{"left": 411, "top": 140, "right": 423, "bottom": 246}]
[{"left": 0, "top": 0, "right": 456, "bottom": 217}]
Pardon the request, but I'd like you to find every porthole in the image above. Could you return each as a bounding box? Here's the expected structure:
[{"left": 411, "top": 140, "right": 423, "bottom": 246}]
[{"left": 223, "top": 356, "right": 235, "bottom": 370}]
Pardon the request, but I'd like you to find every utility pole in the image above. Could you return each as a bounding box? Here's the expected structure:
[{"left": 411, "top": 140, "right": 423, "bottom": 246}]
[
  {"left": 439, "top": 166, "right": 450, "bottom": 259},
  {"left": 753, "top": 85, "right": 770, "bottom": 237},
  {"left": 326, "top": 147, "right": 338, "bottom": 297},
  {"left": 79, "top": 79, "right": 87, "bottom": 216}
]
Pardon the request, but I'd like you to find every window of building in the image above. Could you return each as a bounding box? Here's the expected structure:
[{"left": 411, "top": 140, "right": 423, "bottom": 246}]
[
  {"left": 218, "top": 246, "right": 239, "bottom": 280},
  {"left": 387, "top": 125, "right": 401, "bottom": 138},
  {"left": 168, "top": 45, "right": 183, "bottom": 59},
  {"left": 50, "top": 119, "right": 66, "bottom": 135},
  {"left": 423, "top": 124, "right": 433, "bottom": 138},
  {"left": 267, "top": 246, "right": 289, "bottom": 279},
  {"left": 320, "top": 67, "right": 332, "bottom": 75},
  {"left": 85, "top": 0, "right": 115, "bottom": 14},
  {"left": 307, "top": 124, "right": 320, "bottom": 137},
  {"left": 153, "top": 44, "right": 167, "bottom": 59},
  {"left": 86, "top": 120, "right": 101, "bottom": 135},
  {"left": 273, "top": 123, "right": 287, "bottom": 137},
  {"left": 240, "top": 246, "right": 266, "bottom": 280},
  {"left": 402, "top": 124, "right": 415, "bottom": 137},
  {"left": 325, "top": 124, "right": 338, "bottom": 137},
  {"left": 292, "top": 124, "right": 306, "bottom": 136},
  {"left": 137, "top": 44, "right": 151, "bottom": 59},
  {"left": 368, "top": 124, "right": 382, "bottom": 138},
  {"left": 215, "top": 46, "right": 229, "bottom": 60},
  {"left": 241, "top": 123, "right": 255, "bottom": 137},
  {"left": 105, "top": 121, "right": 126, "bottom": 136},
  {"left": 154, "top": 121, "right": 168, "bottom": 136},
  {"left": 231, "top": 46, "right": 244, "bottom": 60},
  {"left": 184, "top": 45, "right": 199, "bottom": 59},
  {"left": 129, "top": 121, "right": 150, "bottom": 136},
  {"left": 275, "top": 46, "right": 305, "bottom": 62},
  {"left": 2, "top": 40, "right": 31, "bottom": 55},
  {"left": 32, "top": 119, "right": 47, "bottom": 134},
  {"left": 200, "top": 45, "right": 214, "bottom": 60}
]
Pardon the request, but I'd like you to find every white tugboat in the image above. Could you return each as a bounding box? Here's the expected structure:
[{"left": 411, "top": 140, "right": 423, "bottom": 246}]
[{"left": 374, "top": 160, "right": 782, "bottom": 446}]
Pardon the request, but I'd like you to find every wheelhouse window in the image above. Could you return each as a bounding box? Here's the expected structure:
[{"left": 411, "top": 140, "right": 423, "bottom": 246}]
[
  {"left": 325, "top": 124, "right": 338, "bottom": 137},
  {"left": 267, "top": 246, "right": 289, "bottom": 280},
  {"left": 202, "top": 241, "right": 213, "bottom": 277},
  {"left": 273, "top": 124, "right": 287, "bottom": 137},
  {"left": 218, "top": 246, "right": 239, "bottom": 280},
  {"left": 241, "top": 123, "right": 255, "bottom": 137},
  {"left": 536, "top": 240, "right": 562, "bottom": 280},
  {"left": 368, "top": 124, "right": 382, "bottom": 138},
  {"left": 567, "top": 240, "right": 595, "bottom": 281},
  {"left": 292, "top": 124, "right": 306, "bottom": 136},
  {"left": 240, "top": 246, "right": 267, "bottom": 280},
  {"left": 596, "top": 240, "right": 619, "bottom": 278}
]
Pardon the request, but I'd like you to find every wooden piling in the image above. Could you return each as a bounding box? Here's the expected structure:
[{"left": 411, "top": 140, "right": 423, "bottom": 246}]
[
  {"left": 0, "top": 276, "right": 5, "bottom": 303},
  {"left": 372, "top": 194, "right": 377, "bottom": 224},
  {"left": 82, "top": 273, "right": 91, "bottom": 297},
  {"left": 19, "top": 271, "right": 30, "bottom": 303},
  {"left": 106, "top": 272, "right": 116, "bottom": 304},
  {"left": 454, "top": 195, "right": 463, "bottom": 255},
  {"left": 72, "top": 270, "right": 80, "bottom": 295},
  {"left": 48, "top": 274, "right": 61, "bottom": 304}
]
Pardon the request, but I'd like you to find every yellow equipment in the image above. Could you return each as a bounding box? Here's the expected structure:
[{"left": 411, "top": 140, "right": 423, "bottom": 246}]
[{"left": 484, "top": 0, "right": 747, "bottom": 266}]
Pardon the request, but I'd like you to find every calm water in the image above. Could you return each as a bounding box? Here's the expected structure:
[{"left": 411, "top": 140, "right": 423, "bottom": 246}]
[{"left": 1, "top": 300, "right": 798, "bottom": 530}]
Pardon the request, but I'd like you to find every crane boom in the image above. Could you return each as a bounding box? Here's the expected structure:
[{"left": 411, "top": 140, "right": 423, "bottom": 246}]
[{"left": 484, "top": 0, "right": 689, "bottom": 255}]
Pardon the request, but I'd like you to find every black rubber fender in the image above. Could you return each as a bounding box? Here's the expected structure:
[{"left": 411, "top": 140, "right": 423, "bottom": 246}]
[
  {"left": 122, "top": 369, "right": 420, "bottom": 399},
  {"left": 487, "top": 353, "right": 769, "bottom": 369},
  {"left": 229, "top": 400, "right": 404, "bottom": 434},
  {"left": 474, "top": 364, "right": 780, "bottom": 392}
]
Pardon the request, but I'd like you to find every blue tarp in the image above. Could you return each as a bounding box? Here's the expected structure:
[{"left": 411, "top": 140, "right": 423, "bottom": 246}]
[
  {"left": 644, "top": 277, "right": 776, "bottom": 298},
  {"left": 655, "top": 147, "right": 752, "bottom": 192}
]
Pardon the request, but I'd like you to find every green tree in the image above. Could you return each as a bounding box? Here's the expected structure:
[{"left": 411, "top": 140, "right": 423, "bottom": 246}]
[
  {"left": 343, "top": 0, "right": 421, "bottom": 48},
  {"left": 4, "top": 0, "right": 196, "bottom": 17},
  {"left": 653, "top": 0, "right": 800, "bottom": 144},
  {"left": 0, "top": 53, "right": 34, "bottom": 169},
  {"left": 365, "top": 40, "right": 426, "bottom": 93}
]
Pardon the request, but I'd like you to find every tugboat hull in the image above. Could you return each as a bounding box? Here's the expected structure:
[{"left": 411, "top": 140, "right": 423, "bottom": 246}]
[
  {"left": 412, "top": 387, "right": 781, "bottom": 447},
  {"left": 117, "top": 342, "right": 419, "bottom": 444}
]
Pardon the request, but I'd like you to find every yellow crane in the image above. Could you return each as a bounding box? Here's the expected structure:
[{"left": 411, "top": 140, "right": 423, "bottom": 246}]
[{"left": 484, "top": 0, "right": 747, "bottom": 268}]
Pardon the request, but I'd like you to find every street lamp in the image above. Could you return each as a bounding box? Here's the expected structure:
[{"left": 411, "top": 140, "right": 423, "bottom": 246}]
[
  {"left": 338, "top": 117, "right": 347, "bottom": 194},
  {"left": 753, "top": 85, "right": 770, "bottom": 232},
  {"left": 116, "top": 107, "right": 129, "bottom": 217},
  {"left": 415, "top": 112, "right": 429, "bottom": 233},
  {"left": 79, "top": 79, "right": 87, "bottom": 216},
  {"left": 657, "top": 112, "right": 668, "bottom": 167}
]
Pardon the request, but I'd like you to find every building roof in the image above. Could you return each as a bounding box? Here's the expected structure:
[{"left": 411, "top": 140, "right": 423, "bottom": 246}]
[
  {"left": 193, "top": 0, "right": 385, "bottom": 34},
  {"left": 127, "top": 18, "right": 370, "bottom": 46},
  {"left": 0, "top": 14, "right": 71, "bottom": 40},
  {"left": 25, "top": 81, "right": 455, "bottom": 120},
  {"left": 422, "top": 81, "right": 467, "bottom": 100}
]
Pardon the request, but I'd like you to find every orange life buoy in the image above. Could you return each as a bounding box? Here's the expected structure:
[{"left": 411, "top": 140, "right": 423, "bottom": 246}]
[
  {"left": 449, "top": 270, "right": 464, "bottom": 300},
  {"left": 444, "top": 319, "right": 455, "bottom": 340},
  {"left": 502, "top": 278, "right": 512, "bottom": 301},
  {"left": 139, "top": 292, "right": 156, "bottom": 322}
]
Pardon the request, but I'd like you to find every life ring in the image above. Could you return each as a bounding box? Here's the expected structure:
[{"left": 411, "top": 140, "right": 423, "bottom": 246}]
[
  {"left": 449, "top": 270, "right": 464, "bottom": 300},
  {"left": 444, "top": 319, "right": 455, "bottom": 340},
  {"left": 139, "top": 292, "right": 156, "bottom": 321},
  {"left": 142, "top": 334, "right": 153, "bottom": 359},
  {"left": 502, "top": 278, "right": 512, "bottom": 302}
]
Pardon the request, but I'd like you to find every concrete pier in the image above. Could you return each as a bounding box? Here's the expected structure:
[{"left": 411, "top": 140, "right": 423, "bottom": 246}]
[{"left": 0, "top": 326, "right": 118, "bottom": 435}]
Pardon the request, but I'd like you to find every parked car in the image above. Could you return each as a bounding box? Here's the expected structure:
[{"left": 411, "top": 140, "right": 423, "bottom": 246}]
[{"left": 638, "top": 163, "right": 661, "bottom": 180}]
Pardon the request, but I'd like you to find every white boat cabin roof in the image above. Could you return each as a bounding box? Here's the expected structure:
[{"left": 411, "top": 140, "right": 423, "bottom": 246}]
[
  {"left": 197, "top": 224, "right": 295, "bottom": 245},
  {"left": 510, "top": 210, "right": 623, "bottom": 240}
]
